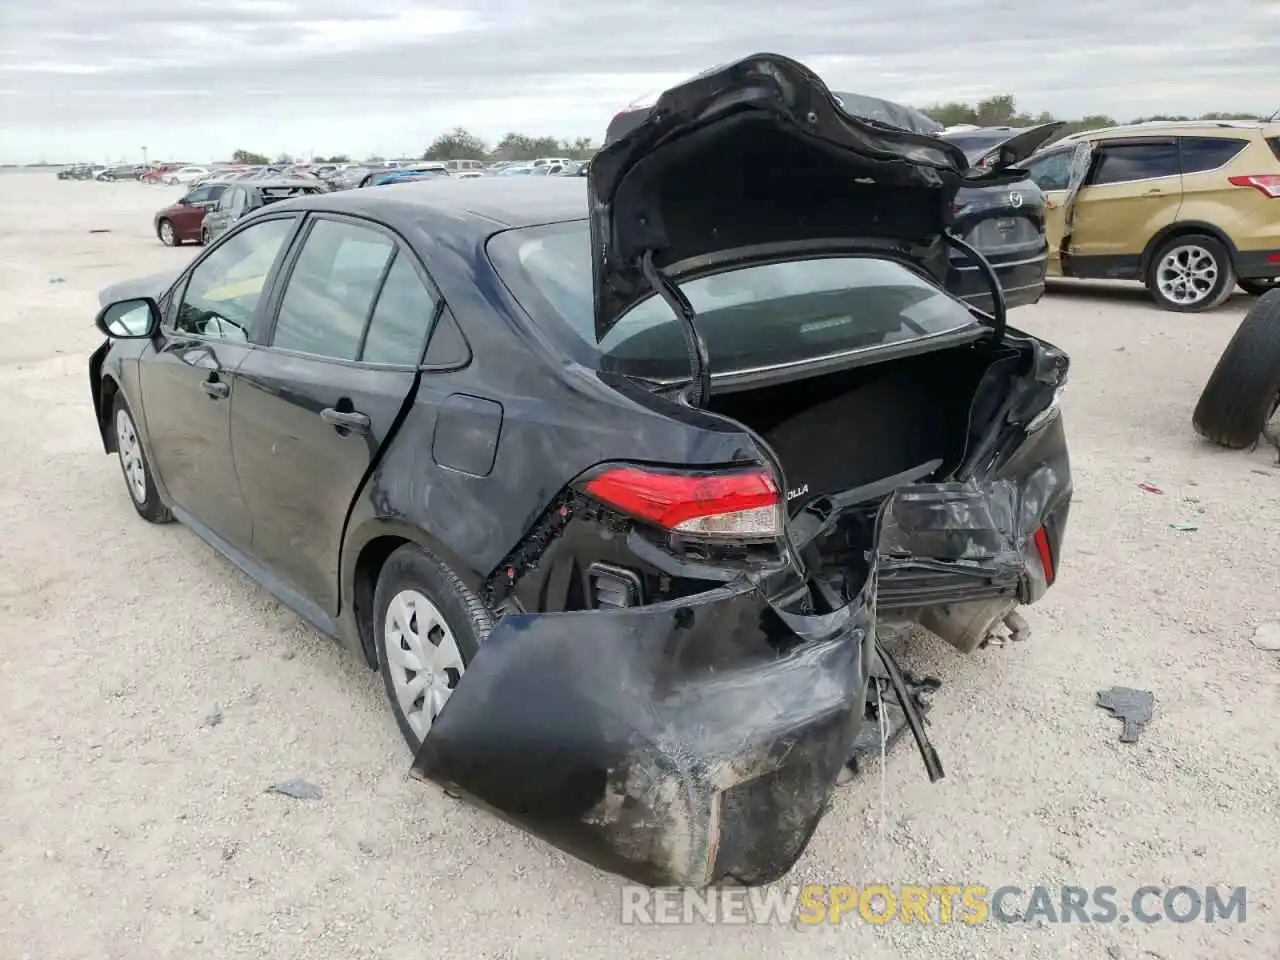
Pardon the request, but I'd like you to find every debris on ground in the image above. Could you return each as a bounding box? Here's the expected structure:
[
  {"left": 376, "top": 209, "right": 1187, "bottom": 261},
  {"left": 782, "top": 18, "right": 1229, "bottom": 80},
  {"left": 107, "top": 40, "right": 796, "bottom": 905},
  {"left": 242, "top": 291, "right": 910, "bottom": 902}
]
[
  {"left": 1004, "top": 610, "right": 1031, "bottom": 641},
  {"left": 1168, "top": 522, "right": 1199, "bottom": 532},
  {"left": 265, "top": 778, "right": 323, "bottom": 801},
  {"left": 1251, "top": 622, "right": 1280, "bottom": 652},
  {"left": 1136, "top": 482, "right": 1164, "bottom": 495},
  {"left": 88, "top": 228, "right": 111, "bottom": 234},
  {"left": 1096, "top": 687, "right": 1155, "bottom": 743},
  {"left": 48, "top": 277, "right": 64, "bottom": 284},
  {"left": 202, "top": 704, "right": 224, "bottom": 727}
]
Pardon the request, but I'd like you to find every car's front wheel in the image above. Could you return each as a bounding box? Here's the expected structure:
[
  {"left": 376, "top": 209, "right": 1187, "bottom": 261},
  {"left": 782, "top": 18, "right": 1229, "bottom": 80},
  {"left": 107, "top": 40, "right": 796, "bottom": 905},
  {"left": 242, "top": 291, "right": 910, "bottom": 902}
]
[
  {"left": 1147, "top": 234, "right": 1235, "bottom": 312},
  {"left": 1239, "top": 278, "right": 1279, "bottom": 297},
  {"left": 157, "top": 218, "right": 178, "bottom": 246},
  {"left": 111, "top": 394, "right": 172, "bottom": 523},
  {"left": 374, "top": 544, "right": 491, "bottom": 751}
]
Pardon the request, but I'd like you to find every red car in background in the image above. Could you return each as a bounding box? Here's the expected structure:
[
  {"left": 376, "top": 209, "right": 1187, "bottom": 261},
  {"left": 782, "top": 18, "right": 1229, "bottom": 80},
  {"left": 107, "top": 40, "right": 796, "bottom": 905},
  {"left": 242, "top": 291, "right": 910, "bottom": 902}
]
[
  {"left": 140, "top": 163, "right": 181, "bottom": 184},
  {"left": 152, "top": 180, "right": 229, "bottom": 245}
]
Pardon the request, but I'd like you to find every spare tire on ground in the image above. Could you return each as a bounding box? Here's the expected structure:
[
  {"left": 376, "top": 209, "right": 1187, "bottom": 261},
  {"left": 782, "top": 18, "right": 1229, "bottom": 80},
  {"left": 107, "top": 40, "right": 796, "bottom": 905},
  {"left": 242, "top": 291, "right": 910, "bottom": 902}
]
[{"left": 1192, "top": 289, "right": 1280, "bottom": 449}]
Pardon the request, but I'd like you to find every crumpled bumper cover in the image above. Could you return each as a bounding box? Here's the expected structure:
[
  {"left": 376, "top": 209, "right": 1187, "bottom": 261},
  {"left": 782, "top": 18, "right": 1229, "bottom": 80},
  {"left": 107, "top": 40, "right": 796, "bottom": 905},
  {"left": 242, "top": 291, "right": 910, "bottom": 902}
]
[
  {"left": 409, "top": 467, "right": 1068, "bottom": 888},
  {"left": 411, "top": 577, "right": 876, "bottom": 888}
]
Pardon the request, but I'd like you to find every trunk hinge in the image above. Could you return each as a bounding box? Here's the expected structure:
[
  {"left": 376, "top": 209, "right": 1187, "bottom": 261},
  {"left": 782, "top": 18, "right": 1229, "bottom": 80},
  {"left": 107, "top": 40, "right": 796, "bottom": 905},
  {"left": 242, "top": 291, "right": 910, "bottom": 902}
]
[
  {"left": 640, "top": 249, "right": 711, "bottom": 407},
  {"left": 944, "top": 231, "right": 1007, "bottom": 343}
]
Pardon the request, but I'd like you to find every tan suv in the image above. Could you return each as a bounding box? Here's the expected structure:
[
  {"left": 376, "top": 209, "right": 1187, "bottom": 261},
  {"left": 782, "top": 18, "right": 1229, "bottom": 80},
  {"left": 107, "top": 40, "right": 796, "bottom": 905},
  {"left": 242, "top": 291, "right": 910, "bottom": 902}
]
[{"left": 1021, "top": 120, "right": 1280, "bottom": 311}]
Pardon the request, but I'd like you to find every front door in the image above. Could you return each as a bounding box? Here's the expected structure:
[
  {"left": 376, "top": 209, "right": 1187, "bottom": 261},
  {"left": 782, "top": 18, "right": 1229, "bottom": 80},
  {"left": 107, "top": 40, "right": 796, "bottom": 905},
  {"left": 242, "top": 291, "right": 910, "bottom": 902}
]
[
  {"left": 1066, "top": 138, "right": 1183, "bottom": 278},
  {"left": 141, "top": 216, "right": 300, "bottom": 549},
  {"left": 1022, "top": 146, "right": 1077, "bottom": 277},
  {"left": 231, "top": 216, "right": 441, "bottom": 614}
]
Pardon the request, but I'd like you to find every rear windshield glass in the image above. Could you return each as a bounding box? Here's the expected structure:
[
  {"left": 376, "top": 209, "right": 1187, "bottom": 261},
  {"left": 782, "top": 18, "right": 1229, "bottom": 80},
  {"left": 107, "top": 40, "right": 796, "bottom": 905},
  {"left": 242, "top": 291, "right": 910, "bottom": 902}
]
[{"left": 487, "top": 221, "right": 978, "bottom": 380}]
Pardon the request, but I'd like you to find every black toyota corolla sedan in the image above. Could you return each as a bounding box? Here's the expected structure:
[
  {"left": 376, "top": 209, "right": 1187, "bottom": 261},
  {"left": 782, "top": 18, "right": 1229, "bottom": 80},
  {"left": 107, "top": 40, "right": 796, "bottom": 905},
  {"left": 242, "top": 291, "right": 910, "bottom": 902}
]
[{"left": 88, "top": 54, "right": 1072, "bottom": 889}]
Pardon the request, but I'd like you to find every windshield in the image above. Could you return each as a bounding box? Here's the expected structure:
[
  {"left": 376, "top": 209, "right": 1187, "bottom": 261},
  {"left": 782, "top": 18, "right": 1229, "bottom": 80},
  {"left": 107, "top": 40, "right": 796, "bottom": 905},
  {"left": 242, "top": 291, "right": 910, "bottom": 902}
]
[{"left": 488, "top": 221, "right": 979, "bottom": 380}]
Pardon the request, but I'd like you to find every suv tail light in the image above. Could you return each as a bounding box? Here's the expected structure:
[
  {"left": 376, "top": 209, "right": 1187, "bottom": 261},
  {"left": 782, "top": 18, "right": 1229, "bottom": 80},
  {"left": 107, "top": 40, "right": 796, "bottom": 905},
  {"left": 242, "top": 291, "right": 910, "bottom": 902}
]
[
  {"left": 1228, "top": 174, "right": 1280, "bottom": 198},
  {"left": 583, "top": 465, "right": 782, "bottom": 538}
]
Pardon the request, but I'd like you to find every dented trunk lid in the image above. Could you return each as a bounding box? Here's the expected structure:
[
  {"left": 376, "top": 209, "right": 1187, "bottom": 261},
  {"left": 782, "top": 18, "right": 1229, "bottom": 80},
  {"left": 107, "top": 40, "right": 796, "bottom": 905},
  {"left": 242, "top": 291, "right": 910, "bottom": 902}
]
[{"left": 586, "top": 53, "right": 1027, "bottom": 345}]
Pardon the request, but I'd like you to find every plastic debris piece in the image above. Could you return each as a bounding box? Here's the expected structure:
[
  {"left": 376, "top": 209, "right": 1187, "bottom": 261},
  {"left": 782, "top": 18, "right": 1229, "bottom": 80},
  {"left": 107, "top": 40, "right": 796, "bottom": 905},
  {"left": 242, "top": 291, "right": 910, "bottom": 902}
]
[
  {"left": 202, "top": 704, "right": 223, "bottom": 727},
  {"left": 48, "top": 277, "right": 65, "bottom": 284},
  {"left": 1136, "top": 483, "right": 1164, "bottom": 495},
  {"left": 88, "top": 228, "right": 111, "bottom": 234},
  {"left": 1251, "top": 622, "right": 1280, "bottom": 652},
  {"left": 1096, "top": 687, "right": 1155, "bottom": 743},
  {"left": 1168, "top": 522, "right": 1199, "bottom": 532},
  {"left": 265, "top": 778, "right": 323, "bottom": 800},
  {"left": 1004, "top": 610, "right": 1031, "bottom": 641}
]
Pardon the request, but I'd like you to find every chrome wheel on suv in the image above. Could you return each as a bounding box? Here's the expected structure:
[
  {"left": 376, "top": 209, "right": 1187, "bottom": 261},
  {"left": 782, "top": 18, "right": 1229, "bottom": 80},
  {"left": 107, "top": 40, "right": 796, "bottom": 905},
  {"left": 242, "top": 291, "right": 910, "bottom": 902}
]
[{"left": 1148, "top": 235, "right": 1235, "bottom": 313}]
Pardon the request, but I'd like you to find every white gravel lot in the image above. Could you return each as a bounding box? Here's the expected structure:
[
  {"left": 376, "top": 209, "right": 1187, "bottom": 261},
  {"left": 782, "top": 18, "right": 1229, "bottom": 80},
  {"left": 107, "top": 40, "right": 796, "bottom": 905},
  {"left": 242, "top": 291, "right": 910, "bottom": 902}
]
[{"left": 1, "top": 173, "right": 1278, "bottom": 960}]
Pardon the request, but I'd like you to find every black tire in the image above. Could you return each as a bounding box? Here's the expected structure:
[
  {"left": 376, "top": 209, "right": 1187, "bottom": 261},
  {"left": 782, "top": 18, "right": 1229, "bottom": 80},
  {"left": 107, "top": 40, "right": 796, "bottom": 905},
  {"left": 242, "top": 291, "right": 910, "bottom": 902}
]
[
  {"left": 157, "top": 218, "right": 179, "bottom": 247},
  {"left": 1146, "top": 233, "right": 1235, "bottom": 313},
  {"left": 373, "top": 543, "right": 492, "bottom": 751},
  {"left": 1192, "top": 289, "right": 1280, "bottom": 448},
  {"left": 1239, "top": 278, "right": 1279, "bottom": 297},
  {"left": 111, "top": 393, "right": 173, "bottom": 523}
]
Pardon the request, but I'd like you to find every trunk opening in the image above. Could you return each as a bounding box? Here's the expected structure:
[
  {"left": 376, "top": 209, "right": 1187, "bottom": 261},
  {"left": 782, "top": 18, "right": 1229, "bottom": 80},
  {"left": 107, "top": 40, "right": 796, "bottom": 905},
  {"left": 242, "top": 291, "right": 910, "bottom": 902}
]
[{"left": 705, "top": 342, "right": 1022, "bottom": 602}]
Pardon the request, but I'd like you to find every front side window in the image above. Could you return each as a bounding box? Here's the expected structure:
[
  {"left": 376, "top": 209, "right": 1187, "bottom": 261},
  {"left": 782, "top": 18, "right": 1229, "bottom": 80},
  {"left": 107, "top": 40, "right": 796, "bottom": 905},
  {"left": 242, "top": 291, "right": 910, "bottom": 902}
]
[
  {"left": 270, "top": 219, "right": 396, "bottom": 360},
  {"left": 488, "top": 221, "right": 979, "bottom": 380},
  {"left": 1090, "top": 142, "right": 1180, "bottom": 186},
  {"left": 1024, "top": 150, "right": 1074, "bottom": 192},
  {"left": 172, "top": 217, "right": 296, "bottom": 340}
]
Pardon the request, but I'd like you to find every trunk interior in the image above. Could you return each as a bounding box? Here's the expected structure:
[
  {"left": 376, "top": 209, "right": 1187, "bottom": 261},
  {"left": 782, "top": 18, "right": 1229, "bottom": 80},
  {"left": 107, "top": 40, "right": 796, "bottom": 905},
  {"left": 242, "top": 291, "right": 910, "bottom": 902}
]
[{"left": 706, "top": 341, "right": 1024, "bottom": 600}]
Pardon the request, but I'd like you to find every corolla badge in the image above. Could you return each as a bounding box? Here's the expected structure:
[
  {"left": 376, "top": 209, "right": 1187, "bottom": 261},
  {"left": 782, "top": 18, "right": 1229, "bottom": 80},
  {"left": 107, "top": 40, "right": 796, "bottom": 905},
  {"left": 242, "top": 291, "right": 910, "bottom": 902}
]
[{"left": 1008, "top": 191, "right": 1024, "bottom": 208}]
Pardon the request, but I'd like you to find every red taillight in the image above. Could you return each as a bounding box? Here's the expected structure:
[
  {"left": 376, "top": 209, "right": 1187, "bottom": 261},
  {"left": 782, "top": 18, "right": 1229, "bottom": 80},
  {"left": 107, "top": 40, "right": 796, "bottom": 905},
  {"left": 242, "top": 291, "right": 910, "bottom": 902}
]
[
  {"left": 583, "top": 465, "right": 782, "bottom": 538},
  {"left": 1228, "top": 174, "right": 1280, "bottom": 198},
  {"left": 1032, "top": 526, "right": 1056, "bottom": 586}
]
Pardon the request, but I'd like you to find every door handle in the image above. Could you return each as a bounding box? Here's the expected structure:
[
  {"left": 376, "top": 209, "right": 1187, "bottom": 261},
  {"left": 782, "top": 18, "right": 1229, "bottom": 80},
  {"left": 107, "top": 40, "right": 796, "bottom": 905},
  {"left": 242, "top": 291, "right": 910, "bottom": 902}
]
[
  {"left": 202, "top": 378, "right": 229, "bottom": 399},
  {"left": 320, "top": 407, "right": 371, "bottom": 434}
]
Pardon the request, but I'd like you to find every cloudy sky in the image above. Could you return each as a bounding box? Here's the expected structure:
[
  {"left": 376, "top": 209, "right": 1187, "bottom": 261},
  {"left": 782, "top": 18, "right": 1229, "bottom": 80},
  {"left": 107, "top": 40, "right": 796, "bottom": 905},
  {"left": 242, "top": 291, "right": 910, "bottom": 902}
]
[{"left": 2, "top": 0, "right": 1278, "bottom": 164}]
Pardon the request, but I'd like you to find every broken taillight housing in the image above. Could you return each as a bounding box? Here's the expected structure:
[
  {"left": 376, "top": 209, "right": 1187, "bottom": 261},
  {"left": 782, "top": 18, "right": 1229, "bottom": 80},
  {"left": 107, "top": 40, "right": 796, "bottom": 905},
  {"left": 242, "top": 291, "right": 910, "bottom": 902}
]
[
  {"left": 1228, "top": 174, "right": 1280, "bottom": 198},
  {"left": 583, "top": 465, "right": 782, "bottom": 538}
]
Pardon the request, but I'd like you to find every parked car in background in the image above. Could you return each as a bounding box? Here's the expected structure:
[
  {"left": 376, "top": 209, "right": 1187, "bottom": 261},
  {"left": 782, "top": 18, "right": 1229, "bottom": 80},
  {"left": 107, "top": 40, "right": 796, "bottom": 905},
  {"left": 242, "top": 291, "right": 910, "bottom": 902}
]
[
  {"left": 532, "top": 157, "right": 569, "bottom": 168},
  {"left": 357, "top": 164, "right": 451, "bottom": 188},
  {"left": 455, "top": 171, "right": 484, "bottom": 179},
  {"left": 164, "top": 165, "right": 212, "bottom": 186},
  {"left": 88, "top": 54, "right": 1071, "bottom": 892},
  {"left": 96, "top": 165, "right": 147, "bottom": 181},
  {"left": 200, "top": 179, "right": 327, "bottom": 244},
  {"left": 154, "top": 180, "right": 231, "bottom": 246},
  {"left": 1021, "top": 119, "right": 1280, "bottom": 311},
  {"left": 441, "top": 159, "right": 486, "bottom": 173},
  {"left": 607, "top": 89, "right": 1061, "bottom": 314},
  {"left": 58, "top": 164, "right": 104, "bottom": 180}
]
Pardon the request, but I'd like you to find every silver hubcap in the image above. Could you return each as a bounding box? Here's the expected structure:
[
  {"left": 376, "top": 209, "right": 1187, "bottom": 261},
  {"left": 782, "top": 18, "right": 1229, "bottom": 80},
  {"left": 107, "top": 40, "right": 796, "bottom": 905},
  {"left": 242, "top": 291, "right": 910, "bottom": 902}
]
[
  {"left": 160, "top": 222, "right": 174, "bottom": 244},
  {"left": 1157, "top": 245, "right": 1218, "bottom": 305},
  {"left": 383, "top": 589, "right": 465, "bottom": 740},
  {"left": 116, "top": 408, "right": 147, "bottom": 503}
]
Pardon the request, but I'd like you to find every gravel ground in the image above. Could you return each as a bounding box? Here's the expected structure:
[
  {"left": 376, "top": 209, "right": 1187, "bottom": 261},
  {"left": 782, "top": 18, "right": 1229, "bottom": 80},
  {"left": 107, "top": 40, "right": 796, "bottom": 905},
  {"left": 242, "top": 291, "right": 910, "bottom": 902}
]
[{"left": 1, "top": 174, "right": 1278, "bottom": 960}]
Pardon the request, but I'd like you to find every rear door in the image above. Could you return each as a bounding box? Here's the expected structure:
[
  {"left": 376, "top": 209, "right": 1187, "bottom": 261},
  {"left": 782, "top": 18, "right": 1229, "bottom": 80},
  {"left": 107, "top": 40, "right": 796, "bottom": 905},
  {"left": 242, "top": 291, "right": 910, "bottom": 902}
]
[
  {"left": 230, "top": 214, "right": 442, "bottom": 614},
  {"left": 1065, "top": 137, "right": 1183, "bottom": 277}
]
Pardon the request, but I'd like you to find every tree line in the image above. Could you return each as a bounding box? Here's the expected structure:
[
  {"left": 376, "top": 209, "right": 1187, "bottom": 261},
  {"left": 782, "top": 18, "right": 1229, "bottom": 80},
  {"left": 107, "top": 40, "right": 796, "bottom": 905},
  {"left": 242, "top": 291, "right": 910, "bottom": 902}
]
[{"left": 228, "top": 95, "right": 1268, "bottom": 167}]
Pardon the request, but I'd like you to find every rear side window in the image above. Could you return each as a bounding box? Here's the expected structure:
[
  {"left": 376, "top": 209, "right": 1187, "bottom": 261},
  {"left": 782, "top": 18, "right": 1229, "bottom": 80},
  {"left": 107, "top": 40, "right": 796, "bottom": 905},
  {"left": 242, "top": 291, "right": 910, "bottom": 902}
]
[
  {"left": 1179, "top": 137, "right": 1248, "bottom": 173},
  {"left": 361, "top": 253, "right": 439, "bottom": 364},
  {"left": 271, "top": 219, "right": 395, "bottom": 359},
  {"left": 1090, "top": 142, "right": 1180, "bottom": 185},
  {"left": 1266, "top": 137, "right": 1280, "bottom": 163},
  {"left": 488, "top": 221, "right": 979, "bottom": 381}
]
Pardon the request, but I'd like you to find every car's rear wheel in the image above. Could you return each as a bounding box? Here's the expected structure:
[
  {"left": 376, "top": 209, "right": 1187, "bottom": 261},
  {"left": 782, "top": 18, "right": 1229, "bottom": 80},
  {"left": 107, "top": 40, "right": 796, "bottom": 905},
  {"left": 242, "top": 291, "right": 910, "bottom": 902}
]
[
  {"left": 157, "top": 219, "right": 178, "bottom": 246},
  {"left": 1147, "top": 234, "right": 1235, "bottom": 312},
  {"left": 111, "top": 394, "right": 172, "bottom": 523},
  {"left": 374, "top": 544, "right": 491, "bottom": 751},
  {"left": 1239, "top": 278, "right": 1279, "bottom": 297},
  {"left": 1192, "top": 289, "right": 1280, "bottom": 448}
]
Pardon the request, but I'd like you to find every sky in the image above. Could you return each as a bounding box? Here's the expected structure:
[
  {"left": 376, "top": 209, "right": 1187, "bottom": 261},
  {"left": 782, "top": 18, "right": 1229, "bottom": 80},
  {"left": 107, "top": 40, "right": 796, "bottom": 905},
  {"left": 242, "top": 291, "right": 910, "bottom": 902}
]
[{"left": 1, "top": 0, "right": 1278, "bottom": 164}]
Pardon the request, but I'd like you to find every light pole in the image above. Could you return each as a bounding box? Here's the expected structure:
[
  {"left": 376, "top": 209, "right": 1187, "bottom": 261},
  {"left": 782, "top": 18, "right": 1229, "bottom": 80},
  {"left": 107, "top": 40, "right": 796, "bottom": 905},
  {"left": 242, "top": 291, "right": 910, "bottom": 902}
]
[{"left": 142, "top": 146, "right": 148, "bottom": 166}]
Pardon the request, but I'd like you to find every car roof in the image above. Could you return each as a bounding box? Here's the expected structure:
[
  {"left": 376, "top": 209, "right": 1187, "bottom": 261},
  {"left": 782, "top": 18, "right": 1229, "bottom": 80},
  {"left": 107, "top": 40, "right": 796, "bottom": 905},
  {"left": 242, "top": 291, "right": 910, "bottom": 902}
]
[
  {"left": 237, "top": 178, "right": 324, "bottom": 189},
  {"left": 275, "top": 177, "right": 587, "bottom": 228},
  {"left": 1055, "top": 119, "right": 1275, "bottom": 145}
]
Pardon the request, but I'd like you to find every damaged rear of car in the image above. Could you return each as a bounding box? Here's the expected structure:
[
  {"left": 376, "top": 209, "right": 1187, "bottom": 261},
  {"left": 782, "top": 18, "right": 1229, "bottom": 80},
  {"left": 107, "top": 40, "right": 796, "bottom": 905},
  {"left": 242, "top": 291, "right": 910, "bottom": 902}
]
[{"left": 411, "top": 55, "right": 1072, "bottom": 888}]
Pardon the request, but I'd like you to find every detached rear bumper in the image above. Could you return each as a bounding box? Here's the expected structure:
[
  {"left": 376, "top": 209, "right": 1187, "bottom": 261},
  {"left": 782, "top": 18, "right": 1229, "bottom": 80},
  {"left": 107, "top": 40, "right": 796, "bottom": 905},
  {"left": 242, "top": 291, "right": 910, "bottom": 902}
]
[{"left": 411, "top": 579, "right": 876, "bottom": 888}]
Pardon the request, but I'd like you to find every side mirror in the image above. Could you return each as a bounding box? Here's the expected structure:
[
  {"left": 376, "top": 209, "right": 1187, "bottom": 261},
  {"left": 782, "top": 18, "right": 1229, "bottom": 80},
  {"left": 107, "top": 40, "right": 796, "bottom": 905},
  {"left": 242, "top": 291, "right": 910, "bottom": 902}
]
[{"left": 95, "top": 297, "right": 160, "bottom": 339}]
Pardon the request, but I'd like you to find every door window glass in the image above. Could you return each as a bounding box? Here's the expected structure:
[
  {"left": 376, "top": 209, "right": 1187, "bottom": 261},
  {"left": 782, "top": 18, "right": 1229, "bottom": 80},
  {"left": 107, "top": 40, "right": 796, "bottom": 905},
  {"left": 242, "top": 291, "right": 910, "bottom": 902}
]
[
  {"left": 1090, "top": 142, "right": 1180, "bottom": 185},
  {"left": 361, "top": 252, "right": 439, "bottom": 364},
  {"left": 1024, "top": 150, "right": 1073, "bottom": 191},
  {"left": 271, "top": 219, "right": 395, "bottom": 360},
  {"left": 172, "top": 217, "right": 296, "bottom": 340}
]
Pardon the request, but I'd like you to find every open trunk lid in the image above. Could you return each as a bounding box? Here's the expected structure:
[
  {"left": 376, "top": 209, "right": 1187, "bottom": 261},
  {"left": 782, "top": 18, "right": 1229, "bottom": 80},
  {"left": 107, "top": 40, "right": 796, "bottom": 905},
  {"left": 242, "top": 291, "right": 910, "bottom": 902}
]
[{"left": 586, "top": 53, "right": 1028, "bottom": 349}]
